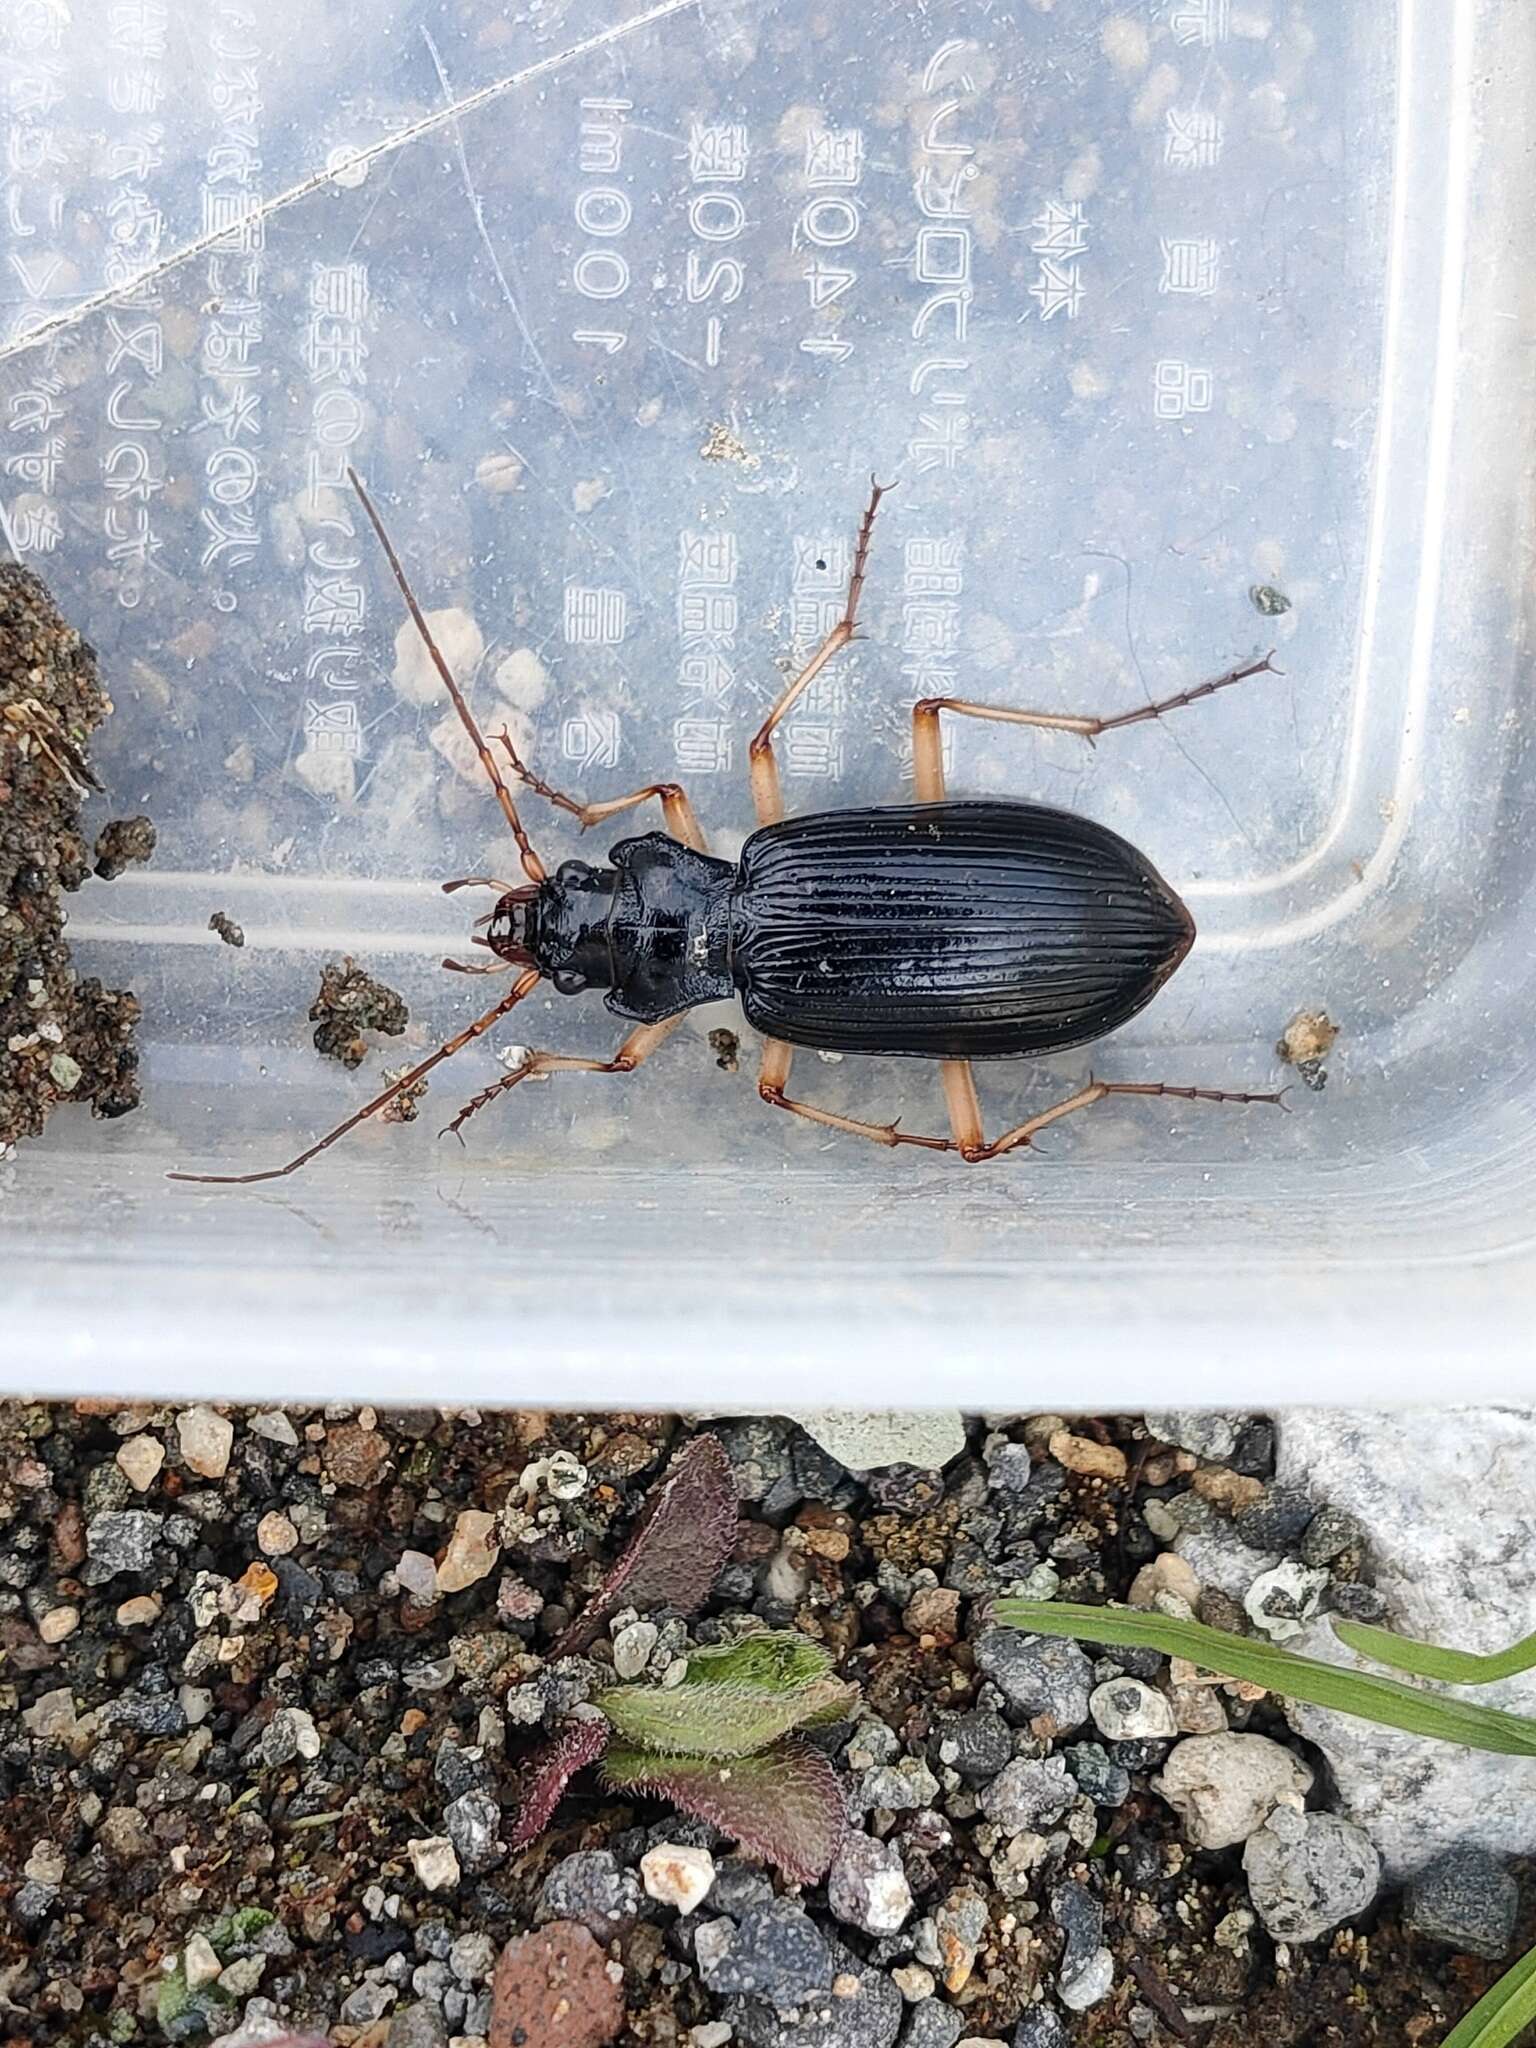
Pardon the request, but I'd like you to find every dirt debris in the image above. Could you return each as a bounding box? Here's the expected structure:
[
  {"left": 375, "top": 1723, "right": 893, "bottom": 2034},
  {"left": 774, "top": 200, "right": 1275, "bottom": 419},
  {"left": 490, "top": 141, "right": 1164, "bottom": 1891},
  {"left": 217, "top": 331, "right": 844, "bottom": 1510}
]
[{"left": 1, "top": 565, "right": 146, "bottom": 1152}]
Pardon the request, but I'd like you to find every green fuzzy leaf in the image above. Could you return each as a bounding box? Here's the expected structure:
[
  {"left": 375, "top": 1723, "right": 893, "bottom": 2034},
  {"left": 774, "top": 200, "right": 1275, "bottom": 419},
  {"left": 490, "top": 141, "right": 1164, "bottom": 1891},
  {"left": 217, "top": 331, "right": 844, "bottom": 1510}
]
[
  {"left": 680, "top": 1632, "right": 835, "bottom": 1692},
  {"left": 595, "top": 1670, "right": 857, "bottom": 1758},
  {"left": 1332, "top": 1618, "right": 1536, "bottom": 1686},
  {"left": 602, "top": 1737, "right": 847, "bottom": 1884},
  {"left": 992, "top": 1600, "right": 1536, "bottom": 1758},
  {"left": 1440, "top": 1937, "right": 1536, "bottom": 2048}
]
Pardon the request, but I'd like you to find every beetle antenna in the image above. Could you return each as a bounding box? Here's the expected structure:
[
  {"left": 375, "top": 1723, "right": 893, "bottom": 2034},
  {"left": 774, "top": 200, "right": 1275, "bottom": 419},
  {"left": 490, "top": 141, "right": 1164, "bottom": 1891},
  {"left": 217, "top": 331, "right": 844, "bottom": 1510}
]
[
  {"left": 167, "top": 971, "right": 541, "bottom": 1185},
  {"left": 348, "top": 467, "right": 548, "bottom": 885}
]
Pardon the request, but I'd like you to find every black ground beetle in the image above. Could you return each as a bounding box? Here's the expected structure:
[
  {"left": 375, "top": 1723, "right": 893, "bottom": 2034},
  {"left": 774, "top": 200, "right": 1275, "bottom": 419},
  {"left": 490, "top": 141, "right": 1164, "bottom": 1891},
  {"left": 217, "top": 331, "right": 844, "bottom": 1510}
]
[{"left": 172, "top": 474, "right": 1283, "bottom": 1183}]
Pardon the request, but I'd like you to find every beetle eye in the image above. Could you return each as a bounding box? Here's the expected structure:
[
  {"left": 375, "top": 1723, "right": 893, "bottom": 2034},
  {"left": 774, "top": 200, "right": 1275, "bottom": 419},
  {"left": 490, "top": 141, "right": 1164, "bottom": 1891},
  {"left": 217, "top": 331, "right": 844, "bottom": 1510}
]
[
  {"left": 556, "top": 859, "right": 595, "bottom": 888},
  {"left": 552, "top": 966, "right": 588, "bottom": 995}
]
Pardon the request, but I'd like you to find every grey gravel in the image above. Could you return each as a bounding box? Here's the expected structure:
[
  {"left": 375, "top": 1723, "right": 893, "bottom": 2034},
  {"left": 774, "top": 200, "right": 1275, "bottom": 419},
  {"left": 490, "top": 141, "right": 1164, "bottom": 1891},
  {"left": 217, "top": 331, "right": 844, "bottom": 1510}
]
[
  {"left": 83, "top": 1509, "right": 162, "bottom": 1581},
  {"left": 1063, "top": 1743, "right": 1131, "bottom": 1807},
  {"left": 1051, "top": 1878, "right": 1114, "bottom": 2012},
  {"left": 1233, "top": 1486, "right": 1316, "bottom": 1554},
  {"left": 1147, "top": 1412, "right": 1241, "bottom": 1461},
  {"left": 732, "top": 1949, "right": 903, "bottom": 2048},
  {"left": 1089, "top": 1678, "right": 1176, "bottom": 1742},
  {"left": 828, "top": 1831, "right": 914, "bottom": 1935},
  {"left": 973, "top": 1630, "right": 1094, "bottom": 1732},
  {"left": 384, "top": 2004, "right": 448, "bottom": 2048},
  {"left": 1405, "top": 1847, "right": 1520, "bottom": 1960},
  {"left": 932, "top": 1709, "right": 1012, "bottom": 1782},
  {"left": 977, "top": 1756, "right": 1076, "bottom": 1834},
  {"left": 695, "top": 1901, "right": 834, "bottom": 2005},
  {"left": 538, "top": 1848, "right": 642, "bottom": 1940},
  {"left": 1243, "top": 1808, "right": 1381, "bottom": 1942},
  {"left": 443, "top": 1787, "right": 503, "bottom": 1875},
  {"left": 901, "top": 1997, "right": 964, "bottom": 2048},
  {"left": 859, "top": 1756, "right": 940, "bottom": 1812},
  {"left": 984, "top": 1442, "right": 1035, "bottom": 1495},
  {"left": 1300, "top": 1505, "right": 1365, "bottom": 1568},
  {"left": 1012, "top": 2009, "right": 1069, "bottom": 2048}
]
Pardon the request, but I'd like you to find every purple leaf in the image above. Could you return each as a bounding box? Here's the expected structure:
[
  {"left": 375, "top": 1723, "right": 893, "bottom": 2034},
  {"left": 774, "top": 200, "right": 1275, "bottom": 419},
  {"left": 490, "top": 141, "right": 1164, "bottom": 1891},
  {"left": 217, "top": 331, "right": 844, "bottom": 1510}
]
[
  {"left": 507, "top": 1712, "right": 611, "bottom": 1851},
  {"left": 555, "top": 1433, "right": 737, "bottom": 1656},
  {"left": 602, "top": 1736, "right": 848, "bottom": 1885}
]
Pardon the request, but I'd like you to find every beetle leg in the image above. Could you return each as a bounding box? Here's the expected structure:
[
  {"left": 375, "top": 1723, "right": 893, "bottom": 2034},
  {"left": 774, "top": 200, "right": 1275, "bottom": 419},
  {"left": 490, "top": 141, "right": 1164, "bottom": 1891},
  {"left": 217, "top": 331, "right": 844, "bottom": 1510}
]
[
  {"left": 750, "top": 476, "right": 895, "bottom": 825},
  {"left": 489, "top": 729, "right": 710, "bottom": 853},
  {"left": 167, "top": 970, "right": 543, "bottom": 1185},
  {"left": 441, "top": 1016, "right": 683, "bottom": 1142},
  {"left": 911, "top": 654, "right": 1280, "bottom": 794},
  {"left": 757, "top": 1037, "right": 950, "bottom": 1151},
  {"left": 969, "top": 1076, "right": 1287, "bottom": 1161}
]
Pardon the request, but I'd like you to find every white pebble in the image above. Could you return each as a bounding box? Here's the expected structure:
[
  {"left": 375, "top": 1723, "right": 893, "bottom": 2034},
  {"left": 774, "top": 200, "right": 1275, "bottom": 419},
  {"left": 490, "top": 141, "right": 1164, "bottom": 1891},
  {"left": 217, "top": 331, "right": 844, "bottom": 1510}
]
[
  {"left": 116, "top": 1435, "right": 165, "bottom": 1491},
  {"left": 183, "top": 1933, "right": 222, "bottom": 1990},
  {"left": 1089, "top": 1677, "right": 1177, "bottom": 1742},
  {"left": 177, "top": 1405, "right": 234, "bottom": 1480},
  {"left": 641, "top": 1843, "right": 716, "bottom": 1916},
  {"left": 408, "top": 1835, "right": 461, "bottom": 1892},
  {"left": 397, "top": 1549, "right": 440, "bottom": 1601}
]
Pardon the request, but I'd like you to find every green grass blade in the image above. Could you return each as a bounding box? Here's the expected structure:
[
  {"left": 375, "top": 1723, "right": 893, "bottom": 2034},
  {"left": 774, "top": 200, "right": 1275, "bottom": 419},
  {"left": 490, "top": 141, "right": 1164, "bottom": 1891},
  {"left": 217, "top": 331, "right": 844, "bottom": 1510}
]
[
  {"left": 1332, "top": 1619, "right": 1536, "bottom": 1686},
  {"left": 1440, "top": 1937, "right": 1536, "bottom": 2048},
  {"left": 991, "top": 1601, "right": 1536, "bottom": 1758}
]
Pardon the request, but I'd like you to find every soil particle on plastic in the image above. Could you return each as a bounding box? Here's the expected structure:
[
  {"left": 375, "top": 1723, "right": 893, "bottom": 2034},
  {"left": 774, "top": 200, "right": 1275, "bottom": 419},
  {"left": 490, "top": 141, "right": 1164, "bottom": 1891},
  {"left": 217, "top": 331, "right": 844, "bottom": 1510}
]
[
  {"left": 308, "top": 956, "right": 409, "bottom": 1068},
  {"left": 92, "top": 814, "right": 157, "bottom": 880},
  {"left": 1249, "top": 584, "right": 1293, "bottom": 617},
  {"left": 708, "top": 1027, "right": 741, "bottom": 1073},
  {"left": 208, "top": 911, "right": 245, "bottom": 948},
  {"left": 1, "top": 564, "right": 146, "bottom": 1151},
  {"left": 1275, "top": 1008, "right": 1340, "bottom": 1093}
]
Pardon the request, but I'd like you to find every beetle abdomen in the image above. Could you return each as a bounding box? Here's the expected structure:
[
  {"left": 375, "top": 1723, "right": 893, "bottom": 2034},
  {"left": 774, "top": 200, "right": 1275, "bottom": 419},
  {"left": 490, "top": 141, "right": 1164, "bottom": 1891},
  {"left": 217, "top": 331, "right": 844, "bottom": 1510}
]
[{"left": 730, "top": 800, "right": 1194, "bottom": 1058}]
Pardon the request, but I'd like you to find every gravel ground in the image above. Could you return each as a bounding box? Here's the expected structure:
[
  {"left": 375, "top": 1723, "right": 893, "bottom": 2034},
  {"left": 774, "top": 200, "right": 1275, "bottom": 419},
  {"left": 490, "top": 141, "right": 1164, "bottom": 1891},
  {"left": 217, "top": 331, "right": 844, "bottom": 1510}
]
[{"left": 0, "top": 1405, "right": 1527, "bottom": 2048}]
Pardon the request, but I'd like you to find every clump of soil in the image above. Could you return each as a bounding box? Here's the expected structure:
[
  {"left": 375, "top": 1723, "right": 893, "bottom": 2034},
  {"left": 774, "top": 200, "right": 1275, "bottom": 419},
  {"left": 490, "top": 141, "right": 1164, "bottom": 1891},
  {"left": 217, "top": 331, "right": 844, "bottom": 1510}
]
[
  {"left": 308, "top": 956, "right": 408, "bottom": 1068},
  {"left": 1, "top": 565, "right": 145, "bottom": 1152},
  {"left": 708, "top": 1025, "right": 740, "bottom": 1073},
  {"left": 92, "top": 815, "right": 156, "bottom": 881},
  {"left": 1276, "top": 1008, "right": 1340, "bottom": 1093},
  {"left": 207, "top": 911, "right": 244, "bottom": 949}
]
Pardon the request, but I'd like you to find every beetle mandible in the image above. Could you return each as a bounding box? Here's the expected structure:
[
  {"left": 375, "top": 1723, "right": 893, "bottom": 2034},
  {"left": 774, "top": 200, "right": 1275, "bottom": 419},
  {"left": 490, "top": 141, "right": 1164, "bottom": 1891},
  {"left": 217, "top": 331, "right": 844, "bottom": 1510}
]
[{"left": 171, "top": 472, "right": 1284, "bottom": 1184}]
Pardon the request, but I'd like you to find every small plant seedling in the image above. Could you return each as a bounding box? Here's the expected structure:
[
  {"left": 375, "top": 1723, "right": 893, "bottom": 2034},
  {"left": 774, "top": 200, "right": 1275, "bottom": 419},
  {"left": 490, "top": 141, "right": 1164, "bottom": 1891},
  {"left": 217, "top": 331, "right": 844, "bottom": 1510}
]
[{"left": 507, "top": 1432, "right": 854, "bottom": 1883}]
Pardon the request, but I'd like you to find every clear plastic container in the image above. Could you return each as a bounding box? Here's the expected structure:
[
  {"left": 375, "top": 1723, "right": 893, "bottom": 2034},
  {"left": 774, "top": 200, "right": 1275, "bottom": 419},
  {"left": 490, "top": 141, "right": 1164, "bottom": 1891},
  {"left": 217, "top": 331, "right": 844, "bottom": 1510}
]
[{"left": 3, "top": 0, "right": 1531, "bottom": 1400}]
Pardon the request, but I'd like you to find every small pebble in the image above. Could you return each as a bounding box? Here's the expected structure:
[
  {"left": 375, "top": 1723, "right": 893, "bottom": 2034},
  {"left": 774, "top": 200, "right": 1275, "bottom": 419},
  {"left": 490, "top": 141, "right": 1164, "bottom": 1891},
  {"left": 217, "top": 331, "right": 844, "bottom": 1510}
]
[
  {"left": 1244, "top": 1561, "right": 1328, "bottom": 1640},
  {"left": 1154, "top": 1734, "right": 1313, "bottom": 1849},
  {"left": 893, "top": 1965, "right": 937, "bottom": 2002},
  {"left": 408, "top": 1836, "right": 461, "bottom": 1893},
  {"left": 1405, "top": 1846, "right": 1519, "bottom": 1960},
  {"left": 183, "top": 1933, "right": 222, "bottom": 1990},
  {"left": 829, "top": 1831, "right": 914, "bottom": 1935},
  {"left": 397, "top": 1549, "right": 440, "bottom": 1601},
  {"left": 612, "top": 1619, "right": 659, "bottom": 1679},
  {"left": 115, "top": 1434, "right": 165, "bottom": 1491},
  {"left": 257, "top": 1511, "right": 299, "bottom": 1556},
  {"left": 177, "top": 1405, "right": 234, "bottom": 1479},
  {"left": 1089, "top": 1678, "right": 1176, "bottom": 1742},
  {"left": 1047, "top": 1431, "right": 1127, "bottom": 1482},
  {"left": 250, "top": 1409, "right": 300, "bottom": 1446},
  {"left": 38, "top": 1605, "right": 79, "bottom": 1643},
  {"left": 115, "top": 1594, "right": 162, "bottom": 1628},
  {"left": 1243, "top": 1809, "right": 1380, "bottom": 1942},
  {"left": 437, "top": 1509, "right": 500, "bottom": 1593},
  {"left": 641, "top": 1843, "right": 716, "bottom": 1916}
]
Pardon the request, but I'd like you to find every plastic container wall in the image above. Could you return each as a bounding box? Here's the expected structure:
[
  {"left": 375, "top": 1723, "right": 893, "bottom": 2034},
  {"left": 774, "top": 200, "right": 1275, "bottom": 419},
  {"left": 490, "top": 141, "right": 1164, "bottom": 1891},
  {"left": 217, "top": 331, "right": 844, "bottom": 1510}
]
[{"left": 2, "top": 0, "right": 1534, "bottom": 1400}]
